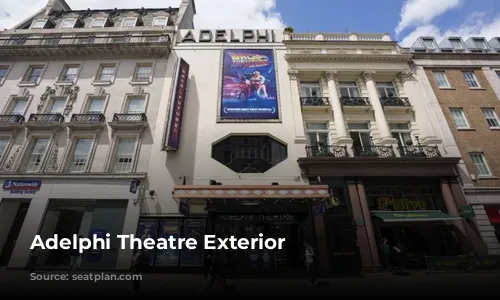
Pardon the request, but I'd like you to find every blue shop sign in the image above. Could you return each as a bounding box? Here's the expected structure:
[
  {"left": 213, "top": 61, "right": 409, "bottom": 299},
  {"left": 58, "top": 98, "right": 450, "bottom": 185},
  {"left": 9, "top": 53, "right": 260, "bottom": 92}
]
[{"left": 2, "top": 180, "right": 42, "bottom": 195}]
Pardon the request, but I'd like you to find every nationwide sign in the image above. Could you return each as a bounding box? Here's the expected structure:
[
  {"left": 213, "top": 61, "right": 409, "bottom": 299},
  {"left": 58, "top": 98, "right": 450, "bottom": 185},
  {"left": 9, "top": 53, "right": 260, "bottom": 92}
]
[
  {"left": 2, "top": 180, "right": 42, "bottom": 194},
  {"left": 164, "top": 57, "right": 190, "bottom": 151},
  {"left": 180, "top": 29, "right": 278, "bottom": 43}
]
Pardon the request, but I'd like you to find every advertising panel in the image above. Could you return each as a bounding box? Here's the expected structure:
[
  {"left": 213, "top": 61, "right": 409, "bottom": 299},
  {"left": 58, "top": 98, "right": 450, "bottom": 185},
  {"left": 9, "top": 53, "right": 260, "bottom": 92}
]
[
  {"left": 219, "top": 49, "right": 279, "bottom": 121},
  {"left": 135, "top": 219, "right": 158, "bottom": 266},
  {"left": 180, "top": 219, "right": 206, "bottom": 266},
  {"left": 155, "top": 219, "right": 182, "bottom": 266}
]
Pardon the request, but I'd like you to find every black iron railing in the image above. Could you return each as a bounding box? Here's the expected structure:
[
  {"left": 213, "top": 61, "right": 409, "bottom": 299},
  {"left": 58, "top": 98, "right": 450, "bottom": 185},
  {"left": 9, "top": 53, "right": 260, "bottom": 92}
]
[
  {"left": 379, "top": 96, "right": 411, "bottom": 107},
  {"left": 0, "top": 34, "right": 170, "bottom": 47},
  {"left": 300, "top": 97, "right": 330, "bottom": 106},
  {"left": 0, "top": 114, "right": 24, "bottom": 124},
  {"left": 398, "top": 145, "right": 441, "bottom": 158},
  {"left": 352, "top": 145, "right": 395, "bottom": 158},
  {"left": 305, "top": 145, "right": 349, "bottom": 158},
  {"left": 113, "top": 113, "right": 147, "bottom": 122},
  {"left": 27, "top": 113, "right": 64, "bottom": 123},
  {"left": 339, "top": 96, "right": 371, "bottom": 106},
  {"left": 70, "top": 113, "right": 105, "bottom": 123}
]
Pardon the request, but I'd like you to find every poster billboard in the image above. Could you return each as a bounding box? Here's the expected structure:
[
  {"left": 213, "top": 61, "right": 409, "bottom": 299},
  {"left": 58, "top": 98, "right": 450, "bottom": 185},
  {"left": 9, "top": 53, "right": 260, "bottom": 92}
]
[
  {"left": 135, "top": 219, "right": 158, "bottom": 266},
  {"left": 219, "top": 49, "right": 279, "bottom": 121},
  {"left": 180, "top": 219, "right": 206, "bottom": 266},
  {"left": 155, "top": 219, "right": 182, "bottom": 266}
]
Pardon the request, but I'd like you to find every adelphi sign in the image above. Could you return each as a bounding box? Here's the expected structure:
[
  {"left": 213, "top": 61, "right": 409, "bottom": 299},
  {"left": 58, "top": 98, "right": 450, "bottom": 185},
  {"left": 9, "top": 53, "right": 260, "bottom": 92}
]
[{"left": 179, "top": 29, "right": 279, "bottom": 43}]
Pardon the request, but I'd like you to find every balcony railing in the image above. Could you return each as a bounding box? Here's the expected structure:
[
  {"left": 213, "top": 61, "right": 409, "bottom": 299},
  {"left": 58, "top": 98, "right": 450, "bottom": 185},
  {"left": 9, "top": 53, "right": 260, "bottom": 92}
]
[
  {"left": 339, "top": 96, "right": 371, "bottom": 106},
  {"left": 300, "top": 97, "right": 330, "bottom": 107},
  {"left": 380, "top": 96, "right": 411, "bottom": 107},
  {"left": 27, "top": 113, "right": 64, "bottom": 123},
  {"left": 352, "top": 145, "right": 395, "bottom": 158},
  {"left": 398, "top": 145, "right": 441, "bottom": 158},
  {"left": 306, "top": 145, "right": 349, "bottom": 158},
  {"left": 70, "top": 114, "right": 105, "bottom": 123},
  {"left": 283, "top": 33, "right": 392, "bottom": 42},
  {"left": 113, "top": 113, "right": 147, "bottom": 122},
  {"left": 0, "top": 114, "right": 24, "bottom": 124},
  {"left": 1, "top": 34, "right": 170, "bottom": 47}
]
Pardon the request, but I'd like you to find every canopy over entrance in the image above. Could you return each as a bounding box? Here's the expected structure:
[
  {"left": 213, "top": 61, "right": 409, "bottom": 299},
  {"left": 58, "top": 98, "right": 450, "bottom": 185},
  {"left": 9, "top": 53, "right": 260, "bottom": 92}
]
[{"left": 371, "top": 210, "right": 461, "bottom": 223}]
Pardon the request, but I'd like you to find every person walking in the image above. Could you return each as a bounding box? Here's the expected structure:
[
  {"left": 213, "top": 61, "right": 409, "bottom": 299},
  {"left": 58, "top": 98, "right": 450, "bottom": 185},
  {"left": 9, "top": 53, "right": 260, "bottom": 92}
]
[
  {"left": 304, "top": 241, "right": 318, "bottom": 286},
  {"left": 68, "top": 235, "right": 83, "bottom": 276},
  {"left": 380, "top": 237, "right": 392, "bottom": 270},
  {"left": 131, "top": 249, "right": 149, "bottom": 292},
  {"left": 205, "top": 249, "right": 231, "bottom": 291},
  {"left": 28, "top": 246, "right": 41, "bottom": 274}
]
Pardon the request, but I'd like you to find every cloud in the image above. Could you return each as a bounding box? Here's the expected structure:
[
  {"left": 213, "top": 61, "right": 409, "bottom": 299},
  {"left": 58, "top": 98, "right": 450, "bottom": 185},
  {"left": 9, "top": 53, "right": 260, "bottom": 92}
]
[
  {"left": 0, "top": 0, "right": 285, "bottom": 30},
  {"left": 395, "top": 0, "right": 462, "bottom": 36},
  {"left": 399, "top": 12, "right": 500, "bottom": 46}
]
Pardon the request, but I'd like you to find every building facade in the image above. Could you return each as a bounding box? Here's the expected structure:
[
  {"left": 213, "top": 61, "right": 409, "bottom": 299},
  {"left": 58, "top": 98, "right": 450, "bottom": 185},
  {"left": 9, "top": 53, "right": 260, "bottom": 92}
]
[
  {"left": 410, "top": 36, "right": 500, "bottom": 255},
  {"left": 0, "top": 0, "right": 195, "bottom": 270}
]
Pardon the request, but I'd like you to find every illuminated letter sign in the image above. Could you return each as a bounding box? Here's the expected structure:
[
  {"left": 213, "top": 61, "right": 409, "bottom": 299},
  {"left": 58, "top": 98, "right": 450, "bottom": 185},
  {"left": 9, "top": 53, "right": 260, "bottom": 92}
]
[{"left": 165, "top": 58, "right": 190, "bottom": 151}]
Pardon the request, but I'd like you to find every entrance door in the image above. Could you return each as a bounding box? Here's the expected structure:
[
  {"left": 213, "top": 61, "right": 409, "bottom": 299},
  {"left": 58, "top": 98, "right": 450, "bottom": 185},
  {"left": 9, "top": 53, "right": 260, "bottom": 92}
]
[
  {"left": 45, "top": 209, "right": 83, "bottom": 266},
  {"left": 0, "top": 202, "right": 30, "bottom": 266}
]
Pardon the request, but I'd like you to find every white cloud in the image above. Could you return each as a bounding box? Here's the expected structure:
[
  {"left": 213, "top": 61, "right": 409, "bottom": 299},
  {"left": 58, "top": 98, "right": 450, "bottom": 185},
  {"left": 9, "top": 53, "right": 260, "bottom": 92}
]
[
  {"left": 395, "top": 0, "right": 462, "bottom": 36},
  {"left": 0, "top": 0, "right": 285, "bottom": 30}
]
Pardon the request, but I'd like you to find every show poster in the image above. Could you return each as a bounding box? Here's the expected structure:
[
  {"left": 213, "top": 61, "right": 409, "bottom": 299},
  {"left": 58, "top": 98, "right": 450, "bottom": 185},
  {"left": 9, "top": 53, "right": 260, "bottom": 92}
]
[
  {"left": 155, "top": 219, "right": 182, "bottom": 266},
  {"left": 180, "top": 219, "right": 206, "bottom": 266},
  {"left": 135, "top": 219, "right": 158, "bottom": 266},
  {"left": 220, "top": 49, "right": 279, "bottom": 121}
]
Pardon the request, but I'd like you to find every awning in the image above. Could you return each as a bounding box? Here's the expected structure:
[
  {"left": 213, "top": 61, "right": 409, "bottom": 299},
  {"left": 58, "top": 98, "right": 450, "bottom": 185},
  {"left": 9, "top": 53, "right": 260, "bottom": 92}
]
[
  {"left": 172, "top": 185, "right": 330, "bottom": 200},
  {"left": 371, "top": 211, "right": 462, "bottom": 223}
]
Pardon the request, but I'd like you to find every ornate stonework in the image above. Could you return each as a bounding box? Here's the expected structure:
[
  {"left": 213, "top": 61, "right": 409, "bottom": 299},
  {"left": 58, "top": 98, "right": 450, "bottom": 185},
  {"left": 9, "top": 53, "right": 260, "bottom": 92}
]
[
  {"left": 45, "top": 142, "right": 59, "bottom": 172},
  {"left": 38, "top": 84, "right": 80, "bottom": 115},
  {"left": 287, "top": 70, "right": 299, "bottom": 80},
  {"left": 398, "top": 71, "right": 414, "bottom": 83},
  {"left": 324, "top": 71, "right": 338, "bottom": 81},
  {"left": 361, "top": 71, "right": 376, "bottom": 82},
  {"left": 1, "top": 146, "right": 19, "bottom": 172}
]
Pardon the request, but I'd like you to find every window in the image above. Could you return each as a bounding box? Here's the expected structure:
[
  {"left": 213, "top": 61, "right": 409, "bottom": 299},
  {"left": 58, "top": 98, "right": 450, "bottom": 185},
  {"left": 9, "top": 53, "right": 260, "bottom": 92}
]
[
  {"left": 153, "top": 16, "right": 168, "bottom": 26},
  {"left": 300, "top": 82, "right": 322, "bottom": 97},
  {"left": 463, "top": 71, "right": 480, "bottom": 88},
  {"left": 0, "top": 65, "right": 9, "bottom": 84},
  {"left": 121, "top": 18, "right": 137, "bottom": 27},
  {"left": 433, "top": 71, "right": 450, "bottom": 88},
  {"left": 113, "top": 138, "right": 136, "bottom": 173},
  {"left": 60, "top": 18, "right": 76, "bottom": 29},
  {"left": 473, "top": 38, "right": 487, "bottom": 49},
  {"left": 91, "top": 18, "right": 106, "bottom": 28},
  {"left": 133, "top": 63, "right": 153, "bottom": 81},
  {"left": 305, "top": 123, "right": 329, "bottom": 146},
  {"left": 68, "top": 138, "right": 93, "bottom": 172},
  {"left": 45, "top": 97, "right": 66, "bottom": 114},
  {"left": 86, "top": 97, "right": 106, "bottom": 114},
  {"left": 449, "top": 108, "right": 469, "bottom": 128},
  {"left": 22, "top": 65, "right": 44, "bottom": 83},
  {"left": 390, "top": 123, "right": 413, "bottom": 149},
  {"left": 6, "top": 97, "right": 28, "bottom": 115},
  {"left": 497, "top": 71, "right": 500, "bottom": 79},
  {"left": 24, "top": 138, "right": 50, "bottom": 173},
  {"left": 482, "top": 108, "right": 500, "bottom": 128},
  {"left": 422, "top": 38, "right": 435, "bottom": 48},
  {"left": 376, "top": 82, "right": 398, "bottom": 97},
  {"left": 31, "top": 20, "right": 47, "bottom": 29},
  {"left": 125, "top": 96, "right": 146, "bottom": 113},
  {"left": 59, "top": 65, "right": 79, "bottom": 82},
  {"left": 450, "top": 39, "right": 463, "bottom": 49},
  {"left": 339, "top": 82, "right": 360, "bottom": 97},
  {"left": 470, "top": 153, "right": 492, "bottom": 176},
  {"left": 0, "top": 138, "right": 9, "bottom": 161},
  {"left": 348, "top": 123, "right": 372, "bottom": 154},
  {"left": 96, "top": 64, "right": 116, "bottom": 82}
]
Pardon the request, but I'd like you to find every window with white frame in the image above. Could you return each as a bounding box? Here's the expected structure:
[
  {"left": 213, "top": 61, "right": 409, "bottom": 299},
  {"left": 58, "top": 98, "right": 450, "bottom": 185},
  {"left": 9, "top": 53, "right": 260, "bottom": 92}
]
[
  {"left": 390, "top": 123, "right": 413, "bottom": 149},
  {"left": 473, "top": 38, "right": 487, "bottom": 49},
  {"left": 91, "top": 18, "right": 106, "bottom": 28},
  {"left": 339, "top": 82, "right": 360, "bottom": 97},
  {"left": 422, "top": 38, "right": 435, "bottom": 48},
  {"left": 305, "top": 123, "right": 329, "bottom": 147},
  {"left": 449, "top": 39, "right": 463, "bottom": 49},
  {"left": 31, "top": 20, "right": 47, "bottom": 29},
  {"left": 133, "top": 63, "right": 153, "bottom": 81},
  {"left": 24, "top": 138, "right": 50, "bottom": 173},
  {"left": 85, "top": 97, "right": 106, "bottom": 114},
  {"left": 22, "top": 65, "right": 44, "bottom": 83},
  {"left": 0, "top": 65, "right": 9, "bottom": 84},
  {"left": 449, "top": 108, "right": 469, "bottom": 128},
  {"left": 45, "top": 97, "right": 66, "bottom": 114},
  {"left": 125, "top": 96, "right": 146, "bottom": 113},
  {"left": 348, "top": 123, "right": 372, "bottom": 151},
  {"left": 376, "top": 82, "right": 398, "bottom": 97},
  {"left": 0, "top": 138, "right": 9, "bottom": 161},
  {"left": 60, "top": 18, "right": 77, "bottom": 29},
  {"left": 300, "top": 82, "right": 322, "bottom": 97},
  {"left": 68, "top": 138, "right": 93, "bottom": 172},
  {"left": 112, "top": 138, "right": 136, "bottom": 173},
  {"left": 59, "top": 65, "right": 80, "bottom": 82},
  {"left": 6, "top": 97, "right": 29, "bottom": 115},
  {"left": 433, "top": 71, "right": 451, "bottom": 88},
  {"left": 152, "top": 16, "right": 168, "bottom": 26},
  {"left": 96, "top": 64, "right": 116, "bottom": 82},
  {"left": 470, "top": 152, "right": 492, "bottom": 176},
  {"left": 463, "top": 71, "right": 480, "bottom": 88},
  {"left": 482, "top": 108, "right": 500, "bottom": 128},
  {"left": 121, "top": 17, "right": 137, "bottom": 27}
]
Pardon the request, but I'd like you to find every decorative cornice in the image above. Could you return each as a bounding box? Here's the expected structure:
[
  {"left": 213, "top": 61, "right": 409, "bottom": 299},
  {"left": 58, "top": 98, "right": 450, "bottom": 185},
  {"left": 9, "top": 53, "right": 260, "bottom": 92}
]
[
  {"left": 361, "top": 71, "right": 376, "bottom": 82},
  {"left": 398, "top": 71, "right": 414, "bottom": 83},
  {"left": 284, "top": 53, "right": 413, "bottom": 63},
  {"left": 287, "top": 69, "right": 299, "bottom": 80},
  {"left": 324, "top": 71, "right": 338, "bottom": 81}
]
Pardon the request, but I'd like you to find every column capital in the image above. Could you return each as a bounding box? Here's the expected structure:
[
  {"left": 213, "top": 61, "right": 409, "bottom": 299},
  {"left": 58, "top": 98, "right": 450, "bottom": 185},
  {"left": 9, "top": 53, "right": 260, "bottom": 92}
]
[
  {"left": 324, "top": 71, "right": 338, "bottom": 81},
  {"left": 287, "top": 69, "right": 299, "bottom": 80},
  {"left": 361, "top": 71, "right": 376, "bottom": 82},
  {"left": 398, "top": 70, "right": 414, "bottom": 83}
]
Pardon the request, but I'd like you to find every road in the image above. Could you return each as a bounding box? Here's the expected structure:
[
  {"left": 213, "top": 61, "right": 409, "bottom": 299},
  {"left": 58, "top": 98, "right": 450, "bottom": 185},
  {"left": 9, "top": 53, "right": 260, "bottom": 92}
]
[{"left": 1, "top": 269, "right": 499, "bottom": 296}]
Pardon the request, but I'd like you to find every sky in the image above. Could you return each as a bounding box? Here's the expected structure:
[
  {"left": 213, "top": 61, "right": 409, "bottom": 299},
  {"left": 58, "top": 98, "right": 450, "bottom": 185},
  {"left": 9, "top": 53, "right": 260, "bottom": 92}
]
[{"left": 0, "top": 0, "right": 499, "bottom": 47}]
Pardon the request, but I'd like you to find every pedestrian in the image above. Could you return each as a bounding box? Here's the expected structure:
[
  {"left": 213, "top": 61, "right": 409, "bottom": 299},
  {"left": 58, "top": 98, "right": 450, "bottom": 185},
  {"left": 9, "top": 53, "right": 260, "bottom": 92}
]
[
  {"left": 28, "top": 246, "right": 41, "bottom": 273},
  {"left": 380, "top": 237, "right": 392, "bottom": 269},
  {"left": 131, "top": 249, "right": 149, "bottom": 292},
  {"left": 304, "top": 241, "right": 318, "bottom": 286},
  {"left": 205, "top": 249, "right": 231, "bottom": 291},
  {"left": 69, "top": 235, "right": 83, "bottom": 276}
]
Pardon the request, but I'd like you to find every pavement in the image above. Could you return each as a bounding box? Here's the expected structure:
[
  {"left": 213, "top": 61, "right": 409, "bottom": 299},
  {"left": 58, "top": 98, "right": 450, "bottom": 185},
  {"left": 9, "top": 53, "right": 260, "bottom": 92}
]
[{"left": 1, "top": 268, "right": 499, "bottom": 296}]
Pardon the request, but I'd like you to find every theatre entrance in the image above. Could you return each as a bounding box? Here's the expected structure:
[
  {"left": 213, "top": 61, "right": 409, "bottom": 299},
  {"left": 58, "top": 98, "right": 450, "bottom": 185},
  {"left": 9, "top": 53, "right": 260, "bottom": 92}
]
[{"left": 209, "top": 212, "right": 306, "bottom": 277}]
